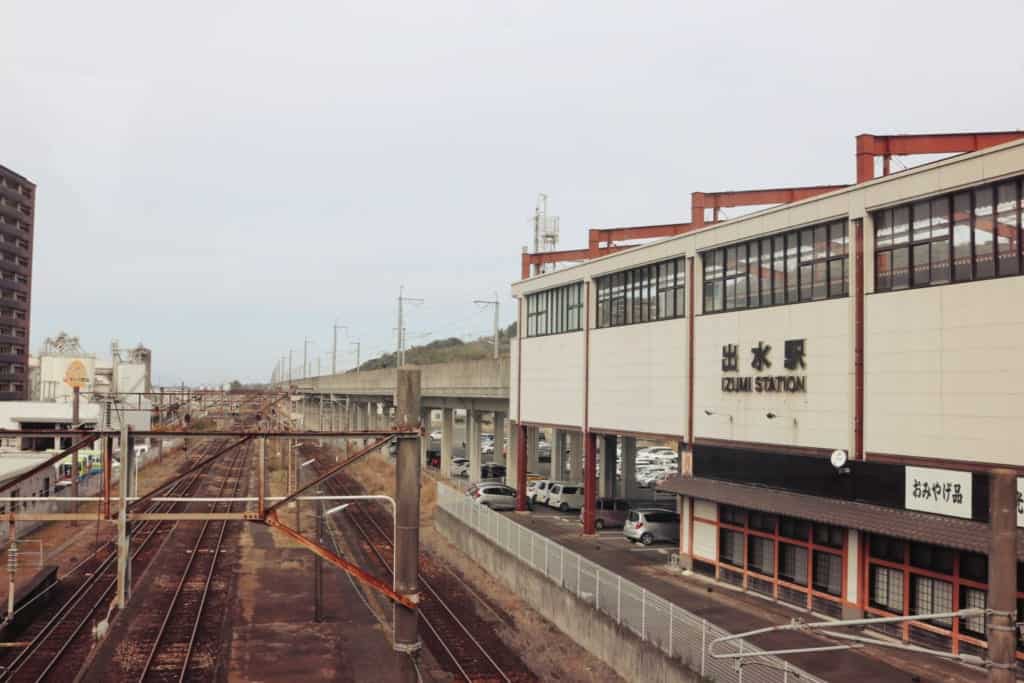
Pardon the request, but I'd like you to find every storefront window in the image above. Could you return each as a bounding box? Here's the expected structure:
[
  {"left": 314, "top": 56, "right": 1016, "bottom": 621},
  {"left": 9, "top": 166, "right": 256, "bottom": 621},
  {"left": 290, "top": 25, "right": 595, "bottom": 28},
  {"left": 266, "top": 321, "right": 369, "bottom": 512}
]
[
  {"left": 778, "top": 543, "right": 808, "bottom": 586},
  {"left": 719, "top": 529, "right": 744, "bottom": 567},
  {"left": 909, "top": 542, "right": 954, "bottom": 575},
  {"left": 812, "top": 523, "right": 844, "bottom": 549},
  {"left": 747, "top": 536, "right": 774, "bottom": 576},
  {"left": 870, "top": 565, "right": 904, "bottom": 612},
  {"left": 869, "top": 535, "right": 905, "bottom": 563},
  {"left": 812, "top": 551, "right": 843, "bottom": 596},
  {"left": 720, "top": 505, "right": 746, "bottom": 526},
  {"left": 779, "top": 516, "right": 810, "bottom": 541},
  {"left": 960, "top": 586, "right": 987, "bottom": 638},
  {"left": 911, "top": 575, "right": 953, "bottom": 627}
]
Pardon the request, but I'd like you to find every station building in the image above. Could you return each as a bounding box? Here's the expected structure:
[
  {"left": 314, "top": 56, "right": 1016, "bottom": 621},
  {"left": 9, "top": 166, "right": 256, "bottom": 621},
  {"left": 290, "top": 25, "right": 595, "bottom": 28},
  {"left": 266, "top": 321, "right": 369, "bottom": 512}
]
[{"left": 508, "top": 133, "right": 1024, "bottom": 662}]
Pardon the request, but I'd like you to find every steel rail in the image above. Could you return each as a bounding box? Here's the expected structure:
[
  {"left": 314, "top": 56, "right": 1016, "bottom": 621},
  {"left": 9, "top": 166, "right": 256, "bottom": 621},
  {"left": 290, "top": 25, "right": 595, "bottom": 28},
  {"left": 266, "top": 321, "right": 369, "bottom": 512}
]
[
  {"left": 0, "top": 439, "right": 224, "bottom": 682},
  {"left": 137, "top": 440, "right": 250, "bottom": 682},
  {"left": 322, "top": 469, "right": 511, "bottom": 683}
]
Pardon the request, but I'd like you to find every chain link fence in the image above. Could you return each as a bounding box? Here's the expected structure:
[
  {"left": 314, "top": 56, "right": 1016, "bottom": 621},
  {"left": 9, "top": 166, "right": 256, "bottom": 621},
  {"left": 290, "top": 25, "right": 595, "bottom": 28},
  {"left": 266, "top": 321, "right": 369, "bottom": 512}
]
[{"left": 438, "top": 484, "right": 828, "bottom": 683}]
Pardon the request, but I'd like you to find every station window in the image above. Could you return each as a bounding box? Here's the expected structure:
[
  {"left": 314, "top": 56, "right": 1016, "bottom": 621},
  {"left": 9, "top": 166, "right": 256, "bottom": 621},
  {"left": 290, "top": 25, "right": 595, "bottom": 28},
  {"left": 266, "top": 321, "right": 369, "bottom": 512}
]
[
  {"left": 695, "top": 503, "right": 846, "bottom": 613},
  {"left": 865, "top": 535, "right": 1024, "bottom": 656},
  {"left": 719, "top": 528, "right": 744, "bottom": 567},
  {"left": 525, "top": 282, "right": 583, "bottom": 338},
  {"left": 702, "top": 220, "right": 847, "bottom": 313},
  {"left": 595, "top": 257, "right": 685, "bottom": 329},
  {"left": 870, "top": 565, "right": 904, "bottom": 612},
  {"left": 778, "top": 543, "right": 808, "bottom": 585},
  {"left": 874, "top": 176, "right": 1023, "bottom": 291},
  {"left": 812, "top": 551, "right": 843, "bottom": 596}
]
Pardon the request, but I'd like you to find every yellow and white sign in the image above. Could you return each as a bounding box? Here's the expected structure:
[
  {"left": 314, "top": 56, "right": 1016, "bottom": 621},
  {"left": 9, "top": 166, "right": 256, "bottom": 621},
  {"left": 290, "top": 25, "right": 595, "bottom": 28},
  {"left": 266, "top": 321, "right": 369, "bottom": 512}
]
[{"left": 63, "top": 359, "right": 89, "bottom": 390}]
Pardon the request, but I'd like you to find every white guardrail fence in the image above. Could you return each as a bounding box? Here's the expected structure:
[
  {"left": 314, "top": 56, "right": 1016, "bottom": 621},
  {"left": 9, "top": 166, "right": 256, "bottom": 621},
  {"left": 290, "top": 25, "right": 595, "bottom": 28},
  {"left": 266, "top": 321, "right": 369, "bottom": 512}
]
[{"left": 437, "top": 483, "right": 828, "bottom": 683}]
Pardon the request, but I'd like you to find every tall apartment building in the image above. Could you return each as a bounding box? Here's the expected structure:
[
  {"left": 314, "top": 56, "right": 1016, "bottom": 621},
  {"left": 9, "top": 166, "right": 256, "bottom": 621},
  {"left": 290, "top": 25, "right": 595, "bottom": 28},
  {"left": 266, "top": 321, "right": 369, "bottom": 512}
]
[{"left": 0, "top": 164, "right": 34, "bottom": 400}]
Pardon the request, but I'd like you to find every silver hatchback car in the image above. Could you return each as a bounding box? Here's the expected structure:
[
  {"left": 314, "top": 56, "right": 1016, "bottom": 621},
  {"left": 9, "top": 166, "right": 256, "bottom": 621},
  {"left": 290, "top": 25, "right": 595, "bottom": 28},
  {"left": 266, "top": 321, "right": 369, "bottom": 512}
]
[
  {"left": 467, "top": 483, "right": 517, "bottom": 510},
  {"left": 623, "top": 508, "right": 680, "bottom": 546}
]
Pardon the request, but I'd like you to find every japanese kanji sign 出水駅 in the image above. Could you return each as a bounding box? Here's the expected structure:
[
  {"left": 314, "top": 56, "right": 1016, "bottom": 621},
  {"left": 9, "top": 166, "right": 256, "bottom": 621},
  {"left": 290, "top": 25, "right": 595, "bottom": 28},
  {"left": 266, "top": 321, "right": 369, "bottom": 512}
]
[{"left": 720, "top": 339, "right": 807, "bottom": 393}]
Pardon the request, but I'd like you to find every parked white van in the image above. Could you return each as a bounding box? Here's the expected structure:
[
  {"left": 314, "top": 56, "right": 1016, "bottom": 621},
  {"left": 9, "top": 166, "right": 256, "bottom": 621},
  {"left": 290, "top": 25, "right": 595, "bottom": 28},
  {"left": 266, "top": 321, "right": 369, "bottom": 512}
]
[{"left": 546, "top": 483, "right": 584, "bottom": 512}]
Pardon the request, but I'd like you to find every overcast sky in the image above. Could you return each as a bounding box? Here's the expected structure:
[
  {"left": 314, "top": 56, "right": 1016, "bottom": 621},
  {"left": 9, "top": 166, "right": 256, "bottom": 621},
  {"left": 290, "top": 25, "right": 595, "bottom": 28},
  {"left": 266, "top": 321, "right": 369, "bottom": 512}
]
[{"left": 2, "top": 1, "right": 1022, "bottom": 386}]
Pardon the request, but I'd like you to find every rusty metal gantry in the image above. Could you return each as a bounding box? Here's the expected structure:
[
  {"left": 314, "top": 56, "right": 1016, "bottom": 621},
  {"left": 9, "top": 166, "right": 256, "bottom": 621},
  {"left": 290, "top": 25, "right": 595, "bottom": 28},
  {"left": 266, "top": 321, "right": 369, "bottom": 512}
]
[{"left": 0, "top": 378, "right": 427, "bottom": 620}]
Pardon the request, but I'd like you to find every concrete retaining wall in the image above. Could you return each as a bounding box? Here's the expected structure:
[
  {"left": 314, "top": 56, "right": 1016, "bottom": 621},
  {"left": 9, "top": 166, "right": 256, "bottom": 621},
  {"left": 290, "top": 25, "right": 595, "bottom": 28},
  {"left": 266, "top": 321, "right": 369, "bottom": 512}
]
[{"left": 434, "top": 507, "right": 700, "bottom": 682}]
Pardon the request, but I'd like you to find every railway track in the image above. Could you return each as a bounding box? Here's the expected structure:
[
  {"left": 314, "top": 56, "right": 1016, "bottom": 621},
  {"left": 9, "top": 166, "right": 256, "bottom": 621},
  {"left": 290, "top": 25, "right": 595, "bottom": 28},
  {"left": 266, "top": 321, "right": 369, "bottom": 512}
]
[
  {"left": 315, "top": 456, "right": 535, "bottom": 683},
  {"left": 0, "top": 438, "right": 229, "bottom": 682},
  {"left": 131, "top": 438, "right": 249, "bottom": 682}
]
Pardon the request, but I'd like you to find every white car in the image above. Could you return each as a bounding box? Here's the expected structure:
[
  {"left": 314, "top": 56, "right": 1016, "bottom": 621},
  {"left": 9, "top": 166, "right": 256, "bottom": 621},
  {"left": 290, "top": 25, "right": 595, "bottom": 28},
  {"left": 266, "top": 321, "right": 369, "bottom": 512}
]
[
  {"left": 527, "top": 480, "right": 554, "bottom": 505},
  {"left": 467, "top": 483, "right": 517, "bottom": 510},
  {"left": 451, "top": 458, "right": 469, "bottom": 477},
  {"left": 429, "top": 430, "right": 442, "bottom": 441},
  {"left": 546, "top": 483, "right": 584, "bottom": 512},
  {"left": 638, "top": 468, "right": 672, "bottom": 488}
]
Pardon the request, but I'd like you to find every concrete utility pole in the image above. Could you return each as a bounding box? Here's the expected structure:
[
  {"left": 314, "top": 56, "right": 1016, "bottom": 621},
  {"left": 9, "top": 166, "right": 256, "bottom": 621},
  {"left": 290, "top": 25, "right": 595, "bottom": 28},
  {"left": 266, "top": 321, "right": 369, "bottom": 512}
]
[
  {"left": 473, "top": 294, "right": 500, "bottom": 359},
  {"left": 116, "top": 422, "right": 133, "bottom": 608},
  {"left": 351, "top": 341, "right": 361, "bottom": 372},
  {"left": 71, "top": 387, "right": 80, "bottom": 514},
  {"left": 332, "top": 323, "right": 348, "bottom": 375},
  {"left": 303, "top": 337, "right": 312, "bottom": 378},
  {"left": 393, "top": 367, "right": 422, "bottom": 659},
  {"left": 989, "top": 469, "right": 1017, "bottom": 683},
  {"left": 396, "top": 286, "right": 424, "bottom": 367},
  {"left": 288, "top": 350, "right": 294, "bottom": 383}
]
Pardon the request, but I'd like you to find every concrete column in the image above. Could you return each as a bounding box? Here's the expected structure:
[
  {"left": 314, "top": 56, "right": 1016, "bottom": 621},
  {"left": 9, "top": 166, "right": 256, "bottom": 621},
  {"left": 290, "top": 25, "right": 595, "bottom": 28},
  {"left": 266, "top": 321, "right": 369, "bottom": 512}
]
[
  {"left": 551, "top": 430, "right": 566, "bottom": 481},
  {"left": 567, "top": 431, "right": 582, "bottom": 481},
  {"left": 467, "top": 409, "right": 481, "bottom": 482},
  {"left": 419, "top": 408, "right": 431, "bottom": 467},
  {"left": 515, "top": 422, "right": 528, "bottom": 511},
  {"left": 506, "top": 422, "right": 519, "bottom": 487},
  {"left": 599, "top": 435, "right": 617, "bottom": 499},
  {"left": 678, "top": 495, "right": 693, "bottom": 570},
  {"left": 525, "top": 426, "right": 539, "bottom": 475},
  {"left": 989, "top": 469, "right": 1018, "bottom": 683},
  {"left": 622, "top": 436, "right": 638, "bottom": 501},
  {"left": 393, "top": 367, "right": 422, "bottom": 655},
  {"left": 492, "top": 412, "right": 505, "bottom": 466},
  {"left": 441, "top": 408, "right": 455, "bottom": 478},
  {"left": 582, "top": 431, "right": 597, "bottom": 534}
]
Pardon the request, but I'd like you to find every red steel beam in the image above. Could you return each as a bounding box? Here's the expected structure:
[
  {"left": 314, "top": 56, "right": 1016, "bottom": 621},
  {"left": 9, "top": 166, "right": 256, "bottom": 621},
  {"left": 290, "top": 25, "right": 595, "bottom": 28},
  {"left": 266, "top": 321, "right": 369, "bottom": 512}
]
[
  {"left": 588, "top": 222, "right": 694, "bottom": 251},
  {"left": 691, "top": 186, "right": 849, "bottom": 227},
  {"left": 264, "top": 511, "right": 417, "bottom": 609},
  {"left": 521, "top": 185, "right": 848, "bottom": 278},
  {"left": 856, "top": 131, "right": 1024, "bottom": 182},
  {"left": 521, "top": 246, "right": 630, "bottom": 279}
]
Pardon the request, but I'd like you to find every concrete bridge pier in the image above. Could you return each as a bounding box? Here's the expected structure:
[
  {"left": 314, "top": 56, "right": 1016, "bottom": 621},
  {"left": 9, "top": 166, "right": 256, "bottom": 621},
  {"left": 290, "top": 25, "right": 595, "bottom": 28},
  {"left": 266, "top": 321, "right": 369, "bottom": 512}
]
[
  {"left": 467, "top": 408, "right": 481, "bottom": 482},
  {"left": 441, "top": 407, "right": 455, "bottom": 477},
  {"left": 492, "top": 412, "right": 505, "bottom": 465}
]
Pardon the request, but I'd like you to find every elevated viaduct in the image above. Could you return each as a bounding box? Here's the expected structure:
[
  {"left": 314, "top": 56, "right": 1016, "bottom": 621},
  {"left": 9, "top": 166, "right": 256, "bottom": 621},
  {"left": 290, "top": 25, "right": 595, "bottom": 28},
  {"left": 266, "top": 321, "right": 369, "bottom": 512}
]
[{"left": 290, "top": 357, "right": 512, "bottom": 482}]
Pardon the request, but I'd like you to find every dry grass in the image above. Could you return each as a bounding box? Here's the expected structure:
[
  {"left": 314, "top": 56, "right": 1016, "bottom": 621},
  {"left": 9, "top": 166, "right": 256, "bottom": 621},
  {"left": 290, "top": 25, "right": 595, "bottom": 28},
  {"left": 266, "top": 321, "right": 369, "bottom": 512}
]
[{"left": 346, "top": 452, "right": 437, "bottom": 527}]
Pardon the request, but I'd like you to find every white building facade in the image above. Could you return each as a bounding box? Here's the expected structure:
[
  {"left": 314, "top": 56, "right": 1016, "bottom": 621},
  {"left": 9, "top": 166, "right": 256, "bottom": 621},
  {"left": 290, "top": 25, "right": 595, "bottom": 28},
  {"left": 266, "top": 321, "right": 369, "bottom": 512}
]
[{"left": 510, "top": 137, "right": 1024, "bottom": 663}]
